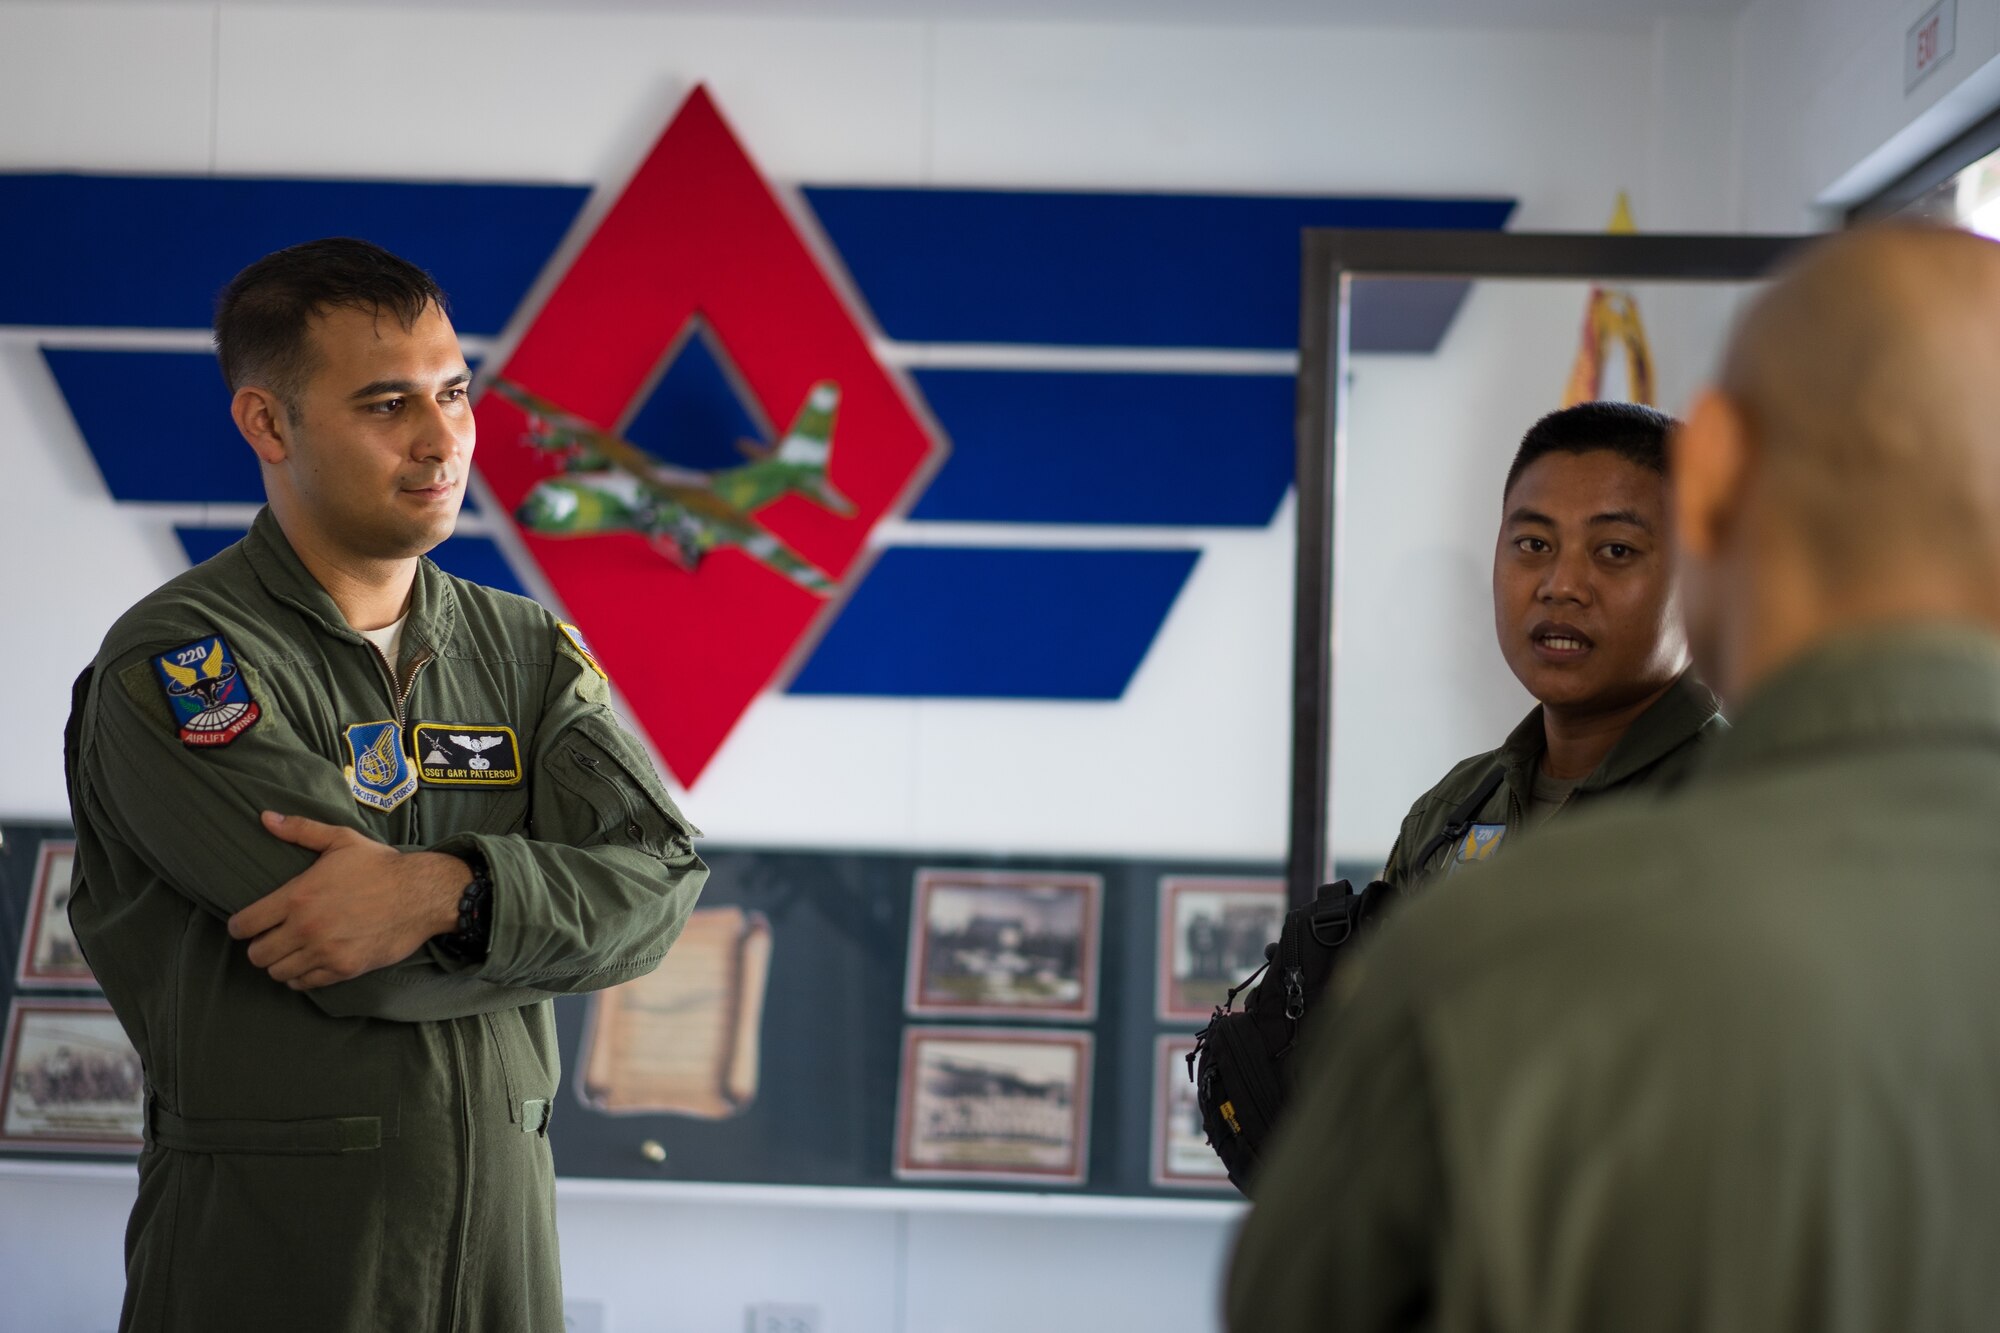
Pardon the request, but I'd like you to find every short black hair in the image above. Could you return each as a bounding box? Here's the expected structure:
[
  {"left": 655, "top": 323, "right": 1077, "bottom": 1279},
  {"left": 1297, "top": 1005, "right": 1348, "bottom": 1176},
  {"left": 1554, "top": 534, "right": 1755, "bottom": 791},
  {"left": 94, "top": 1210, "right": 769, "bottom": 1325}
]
[
  {"left": 1503, "top": 401, "right": 1677, "bottom": 496},
  {"left": 213, "top": 237, "right": 450, "bottom": 414}
]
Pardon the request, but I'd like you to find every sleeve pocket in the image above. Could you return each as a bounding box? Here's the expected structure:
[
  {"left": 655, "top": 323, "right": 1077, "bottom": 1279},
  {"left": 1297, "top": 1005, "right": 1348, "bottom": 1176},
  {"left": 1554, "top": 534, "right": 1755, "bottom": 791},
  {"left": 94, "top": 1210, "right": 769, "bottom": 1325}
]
[{"left": 546, "top": 722, "right": 699, "bottom": 856}]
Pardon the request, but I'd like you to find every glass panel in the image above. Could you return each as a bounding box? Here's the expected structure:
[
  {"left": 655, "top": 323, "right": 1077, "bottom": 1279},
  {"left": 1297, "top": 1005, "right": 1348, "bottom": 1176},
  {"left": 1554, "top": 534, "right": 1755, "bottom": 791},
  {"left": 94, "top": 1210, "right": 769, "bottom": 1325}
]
[{"left": 1331, "top": 273, "right": 1765, "bottom": 878}]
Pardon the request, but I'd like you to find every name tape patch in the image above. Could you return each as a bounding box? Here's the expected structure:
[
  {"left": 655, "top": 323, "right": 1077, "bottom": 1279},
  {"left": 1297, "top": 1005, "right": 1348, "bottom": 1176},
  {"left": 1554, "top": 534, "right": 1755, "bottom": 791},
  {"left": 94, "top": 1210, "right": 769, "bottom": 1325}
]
[
  {"left": 412, "top": 723, "right": 523, "bottom": 787},
  {"left": 343, "top": 719, "right": 417, "bottom": 812},
  {"left": 152, "top": 635, "right": 261, "bottom": 748}
]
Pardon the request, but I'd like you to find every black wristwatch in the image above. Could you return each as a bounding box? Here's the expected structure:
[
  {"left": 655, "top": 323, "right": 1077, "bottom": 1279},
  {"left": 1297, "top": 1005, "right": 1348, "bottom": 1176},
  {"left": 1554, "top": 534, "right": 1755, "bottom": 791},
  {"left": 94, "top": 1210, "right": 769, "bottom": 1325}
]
[{"left": 435, "top": 852, "right": 493, "bottom": 963}]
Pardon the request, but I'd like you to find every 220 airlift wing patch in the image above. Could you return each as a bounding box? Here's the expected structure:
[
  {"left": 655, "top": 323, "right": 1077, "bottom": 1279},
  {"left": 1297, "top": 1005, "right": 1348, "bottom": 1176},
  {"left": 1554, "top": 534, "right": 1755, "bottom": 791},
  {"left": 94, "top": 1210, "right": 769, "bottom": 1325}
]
[
  {"left": 412, "top": 723, "right": 523, "bottom": 787},
  {"left": 151, "top": 636, "right": 260, "bottom": 747},
  {"left": 1456, "top": 823, "right": 1508, "bottom": 866}
]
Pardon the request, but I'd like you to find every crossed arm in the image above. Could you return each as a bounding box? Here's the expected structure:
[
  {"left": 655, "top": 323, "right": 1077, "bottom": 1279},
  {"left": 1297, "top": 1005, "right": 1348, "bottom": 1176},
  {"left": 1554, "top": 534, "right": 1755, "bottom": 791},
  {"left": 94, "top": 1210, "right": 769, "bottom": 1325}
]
[
  {"left": 82, "top": 641, "right": 705, "bottom": 1021},
  {"left": 228, "top": 810, "right": 467, "bottom": 992}
]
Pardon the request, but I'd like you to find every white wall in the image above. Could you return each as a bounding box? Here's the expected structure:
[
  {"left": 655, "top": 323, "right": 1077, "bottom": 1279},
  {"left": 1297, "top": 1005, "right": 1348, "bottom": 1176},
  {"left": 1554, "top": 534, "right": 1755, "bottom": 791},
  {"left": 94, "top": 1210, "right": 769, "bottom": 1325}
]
[
  {"left": 0, "top": 2, "right": 1737, "bottom": 867},
  {"left": 3, "top": 2, "right": 1960, "bottom": 1330},
  {"left": 0, "top": 1165, "right": 1239, "bottom": 1333},
  {"left": 1735, "top": 0, "right": 2000, "bottom": 228}
]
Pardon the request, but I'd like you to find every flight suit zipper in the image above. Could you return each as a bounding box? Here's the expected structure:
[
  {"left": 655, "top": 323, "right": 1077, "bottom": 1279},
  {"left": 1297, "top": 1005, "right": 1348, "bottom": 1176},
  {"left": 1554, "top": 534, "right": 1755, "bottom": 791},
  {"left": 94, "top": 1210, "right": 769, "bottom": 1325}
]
[
  {"left": 366, "top": 644, "right": 435, "bottom": 730},
  {"left": 443, "top": 1018, "right": 473, "bottom": 1332},
  {"left": 366, "top": 644, "right": 434, "bottom": 837}
]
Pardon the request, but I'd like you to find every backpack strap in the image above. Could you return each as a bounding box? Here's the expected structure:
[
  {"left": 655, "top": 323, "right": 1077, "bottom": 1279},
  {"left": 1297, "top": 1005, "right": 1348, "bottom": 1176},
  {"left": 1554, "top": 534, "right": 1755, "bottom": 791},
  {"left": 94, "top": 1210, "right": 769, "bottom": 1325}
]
[{"left": 1410, "top": 763, "right": 1507, "bottom": 878}]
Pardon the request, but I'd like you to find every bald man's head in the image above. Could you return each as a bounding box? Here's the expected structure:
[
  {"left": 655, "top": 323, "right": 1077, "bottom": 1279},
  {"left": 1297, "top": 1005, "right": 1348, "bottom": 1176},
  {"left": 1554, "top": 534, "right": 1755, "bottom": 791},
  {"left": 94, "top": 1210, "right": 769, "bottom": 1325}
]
[{"left": 1675, "top": 225, "right": 2000, "bottom": 700}]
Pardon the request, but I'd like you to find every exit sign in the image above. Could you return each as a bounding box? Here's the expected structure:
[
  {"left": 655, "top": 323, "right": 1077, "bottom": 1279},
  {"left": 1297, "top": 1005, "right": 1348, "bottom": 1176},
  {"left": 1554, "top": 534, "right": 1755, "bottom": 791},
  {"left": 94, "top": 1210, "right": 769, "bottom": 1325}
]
[{"left": 1907, "top": 0, "right": 1957, "bottom": 94}]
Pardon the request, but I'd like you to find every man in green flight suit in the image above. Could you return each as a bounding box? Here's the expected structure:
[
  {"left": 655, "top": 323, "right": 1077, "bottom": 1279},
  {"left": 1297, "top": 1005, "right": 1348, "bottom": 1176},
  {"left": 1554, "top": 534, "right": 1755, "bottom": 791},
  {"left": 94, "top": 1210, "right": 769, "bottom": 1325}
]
[
  {"left": 64, "top": 238, "right": 707, "bottom": 1332},
  {"left": 1231, "top": 225, "right": 2000, "bottom": 1331},
  {"left": 1380, "top": 401, "right": 1724, "bottom": 889}
]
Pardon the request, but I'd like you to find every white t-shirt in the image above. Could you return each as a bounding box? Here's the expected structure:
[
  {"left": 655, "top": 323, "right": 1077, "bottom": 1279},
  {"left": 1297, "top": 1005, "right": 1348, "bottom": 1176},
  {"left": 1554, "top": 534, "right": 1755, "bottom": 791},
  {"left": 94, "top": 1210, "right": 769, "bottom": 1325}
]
[{"left": 357, "top": 614, "right": 407, "bottom": 668}]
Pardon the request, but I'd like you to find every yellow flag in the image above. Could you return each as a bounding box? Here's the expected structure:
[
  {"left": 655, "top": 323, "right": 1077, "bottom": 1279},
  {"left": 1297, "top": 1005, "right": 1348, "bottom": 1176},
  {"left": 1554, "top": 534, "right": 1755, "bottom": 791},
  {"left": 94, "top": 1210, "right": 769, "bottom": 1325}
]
[{"left": 1562, "top": 192, "right": 1655, "bottom": 407}]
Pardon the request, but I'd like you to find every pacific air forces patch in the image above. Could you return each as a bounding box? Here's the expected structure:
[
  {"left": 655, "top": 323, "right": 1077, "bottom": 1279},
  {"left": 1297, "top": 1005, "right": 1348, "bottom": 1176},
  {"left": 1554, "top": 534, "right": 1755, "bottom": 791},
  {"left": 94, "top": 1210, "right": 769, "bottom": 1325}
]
[
  {"left": 412, "top": 723, "right": 523, "bottom": 787},
  {"left": 1456, "top": 823, "right": 1507, "bottom": 865},
  {"left": 343, "top": 720, "right": 417, "bottom": 812},
  {"left": 152, "top": 635, "right": 260, "bottom": 748}
]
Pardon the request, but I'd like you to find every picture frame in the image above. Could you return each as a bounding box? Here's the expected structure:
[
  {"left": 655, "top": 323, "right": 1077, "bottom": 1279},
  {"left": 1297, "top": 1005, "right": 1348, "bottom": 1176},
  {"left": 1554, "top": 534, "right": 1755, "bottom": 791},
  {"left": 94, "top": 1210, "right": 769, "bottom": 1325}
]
[
  {"left": 1151, "top": 1035, "right": 1232, "bottom": 1191},
  {"left": 14, "top": 841, "right": 94, "bottom": 991},
  {"left": 0, "top": 999, "right": 144, "bottom": 1153},
  {"left": 905, "top": 869, "right": 1101, "bottom": 1021},
  {"left": 1156, "top": 876, "right": 1286, "bottom": 1023},
  {"left": 893, "top": 1027, "right": 1092, "bottom": 1185}
]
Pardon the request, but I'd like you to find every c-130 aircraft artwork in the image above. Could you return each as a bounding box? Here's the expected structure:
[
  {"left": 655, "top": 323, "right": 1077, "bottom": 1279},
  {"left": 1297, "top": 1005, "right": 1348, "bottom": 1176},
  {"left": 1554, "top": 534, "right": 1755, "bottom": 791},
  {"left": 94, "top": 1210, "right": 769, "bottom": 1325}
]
[{"left": 490, "top": 377, "right": 854, "bottom": 596}]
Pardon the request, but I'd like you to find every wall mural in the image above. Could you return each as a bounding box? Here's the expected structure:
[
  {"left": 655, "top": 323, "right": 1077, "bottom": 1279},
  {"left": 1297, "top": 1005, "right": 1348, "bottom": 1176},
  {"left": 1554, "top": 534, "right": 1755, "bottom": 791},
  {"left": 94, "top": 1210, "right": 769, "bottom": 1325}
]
[
  {"left": 1, "top": 86, "right": 1510, "bottom": 1196},
  {"left": 4, "top": 84, "right": 1514, "bottom": 788}
]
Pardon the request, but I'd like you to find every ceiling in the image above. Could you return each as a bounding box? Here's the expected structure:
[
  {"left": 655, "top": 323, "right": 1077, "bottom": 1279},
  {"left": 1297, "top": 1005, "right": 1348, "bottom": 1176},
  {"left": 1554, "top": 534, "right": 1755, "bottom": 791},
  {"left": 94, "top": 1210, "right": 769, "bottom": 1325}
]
[{"left": 19, "top": 0, "right": 1752, "bottom": 28}]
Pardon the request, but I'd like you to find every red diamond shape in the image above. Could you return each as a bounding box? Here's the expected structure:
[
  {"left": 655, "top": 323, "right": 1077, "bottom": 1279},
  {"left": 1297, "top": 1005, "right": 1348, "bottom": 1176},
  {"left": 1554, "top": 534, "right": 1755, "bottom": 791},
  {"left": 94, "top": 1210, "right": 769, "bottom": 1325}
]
[{"left": 474, "top": 87, "right": 945, "bottom": 786}]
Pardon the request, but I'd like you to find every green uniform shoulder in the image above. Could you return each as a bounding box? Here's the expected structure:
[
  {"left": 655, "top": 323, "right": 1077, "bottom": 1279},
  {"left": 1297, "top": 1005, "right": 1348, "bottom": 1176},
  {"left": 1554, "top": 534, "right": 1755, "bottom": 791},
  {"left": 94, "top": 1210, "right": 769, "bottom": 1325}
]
[
  {"left": 1406, "top": 746, "right": 1510, "bottom": 828},
  {"left": 427, "top": 563, "right": 608, "bottom": 702},
  {"left": 94, "top": 541, "right": 284, "bottom": 671},
  {"left": 429, "top": 564, "right": 561, "bottom": 663},
  {"left": 1379, "top": 744, "right": 1511, "bottom": 887}
]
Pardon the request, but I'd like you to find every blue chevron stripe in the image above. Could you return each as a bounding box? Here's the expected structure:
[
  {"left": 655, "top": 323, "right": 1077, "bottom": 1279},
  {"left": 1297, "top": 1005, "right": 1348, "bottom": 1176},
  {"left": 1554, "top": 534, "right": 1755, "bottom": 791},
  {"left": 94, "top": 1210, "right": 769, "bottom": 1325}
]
[
  {"left": 45, "top": 348, "right": 481, "bottom": 510},
  {"left": 0, "top": 174, "right": 585, "bottom": 333},
  {"left": 175, "top": 527, "right": 527, "bottom": 598},
  {"left": 907, "top": 367, "right": 1295, "bottom": 527},
  {"left": 790, "top": 546, "right": 1200, "bottom": 699},
  {"left": 802, "top": 186, "right": 1514, "bottom": 350}
]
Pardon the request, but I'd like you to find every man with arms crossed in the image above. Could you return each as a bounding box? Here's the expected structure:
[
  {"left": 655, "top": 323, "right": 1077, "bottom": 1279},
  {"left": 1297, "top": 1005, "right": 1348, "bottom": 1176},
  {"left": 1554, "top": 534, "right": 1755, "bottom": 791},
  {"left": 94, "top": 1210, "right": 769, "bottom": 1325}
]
[
  {"left": 65, "top": 238, "right": 706, "bottom": 1331},
  {"left": 1232, "top": 225, "right": 2000, "bottom": 1331},
  {"left": 1382, "top": 401, "right": 1723, "bottom": 889}
]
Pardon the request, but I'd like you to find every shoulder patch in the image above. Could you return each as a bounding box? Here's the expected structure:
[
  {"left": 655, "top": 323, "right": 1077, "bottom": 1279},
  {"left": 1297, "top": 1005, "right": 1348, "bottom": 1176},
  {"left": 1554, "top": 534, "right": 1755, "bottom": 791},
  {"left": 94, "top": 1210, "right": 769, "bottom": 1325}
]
[
  {"left": 342, "top": 720, "right": 417, "bottom": 812},
  {"left": 1454, "top": 823, "right": 1508, "bottom": 866},
  {"left": 557, "top": 622, "right": 607, "bottom": 680},
  {"left": 151, "top": 636, "right": 261, "bottom": 748},
  {"left": 412, "top": 723, "right": 523, "bottom": 787}
]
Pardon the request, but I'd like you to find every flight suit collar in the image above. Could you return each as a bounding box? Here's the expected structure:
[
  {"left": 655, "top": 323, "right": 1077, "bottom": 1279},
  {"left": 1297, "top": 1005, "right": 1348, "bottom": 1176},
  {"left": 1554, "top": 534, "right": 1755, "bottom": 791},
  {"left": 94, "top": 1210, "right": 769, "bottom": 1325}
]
[
  {"left": 1497, "top": 668, "right": 1723, "bottom": 805},
  {"left": 1710, "top": 622, "right": 2000, "bottom": 776},
  {"left": 241, "top": 506, "right": 460, "bottom": 660}
]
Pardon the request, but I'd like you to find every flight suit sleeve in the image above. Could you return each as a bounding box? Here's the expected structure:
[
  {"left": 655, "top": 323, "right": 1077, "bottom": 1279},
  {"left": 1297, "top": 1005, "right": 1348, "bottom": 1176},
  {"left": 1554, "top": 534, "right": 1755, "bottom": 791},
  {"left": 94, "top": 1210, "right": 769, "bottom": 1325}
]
[
  {"left": 1225, "top": 954, "right": 1446, "bottom": 1333},
  {"left": 424, "top": 634, "right": 706, "bottom": 993},
  {"left": 1378, "top": 797, "right": 1433, "bottom": 891},
  {"left": 80, "top": 637, "right": 555, "bottom": 1023}
]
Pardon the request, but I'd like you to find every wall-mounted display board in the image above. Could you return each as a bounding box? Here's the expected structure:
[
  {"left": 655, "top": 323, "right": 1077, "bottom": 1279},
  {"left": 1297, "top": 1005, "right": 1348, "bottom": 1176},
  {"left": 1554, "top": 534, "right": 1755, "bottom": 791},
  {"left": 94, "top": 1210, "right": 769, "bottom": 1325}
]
[{"left": 0, "top": 820, "right": 1374, "bottom": 1197}]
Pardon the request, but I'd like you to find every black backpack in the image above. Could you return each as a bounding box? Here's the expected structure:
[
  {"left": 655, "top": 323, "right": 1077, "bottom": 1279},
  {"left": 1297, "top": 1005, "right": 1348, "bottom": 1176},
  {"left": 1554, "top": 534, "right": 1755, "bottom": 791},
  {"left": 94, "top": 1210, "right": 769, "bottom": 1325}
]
[{"left": 1187, "top": 765, "right": 1505, "bottom": 1195}]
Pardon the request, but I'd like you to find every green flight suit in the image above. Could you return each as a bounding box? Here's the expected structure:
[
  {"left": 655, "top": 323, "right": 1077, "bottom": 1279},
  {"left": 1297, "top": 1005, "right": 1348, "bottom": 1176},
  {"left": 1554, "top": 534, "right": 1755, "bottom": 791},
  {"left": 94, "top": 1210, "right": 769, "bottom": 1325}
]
[
  {"left": 64, "top": 508, "right": 707, "bottom": 1333},
  {"left": 1230, "top": 625, "right": 2000, "bottom": 1333},
  {"left": 1379, "top": 668, "right": 1725, "bottom": 889}
]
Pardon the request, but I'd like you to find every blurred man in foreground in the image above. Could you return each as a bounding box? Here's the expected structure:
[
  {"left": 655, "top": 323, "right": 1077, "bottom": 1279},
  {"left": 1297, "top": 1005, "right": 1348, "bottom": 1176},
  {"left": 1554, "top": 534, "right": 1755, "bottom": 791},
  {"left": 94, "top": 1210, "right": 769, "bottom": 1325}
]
[{"left": 1229, "top": 224, "right": 2000, "bottom": 1332}]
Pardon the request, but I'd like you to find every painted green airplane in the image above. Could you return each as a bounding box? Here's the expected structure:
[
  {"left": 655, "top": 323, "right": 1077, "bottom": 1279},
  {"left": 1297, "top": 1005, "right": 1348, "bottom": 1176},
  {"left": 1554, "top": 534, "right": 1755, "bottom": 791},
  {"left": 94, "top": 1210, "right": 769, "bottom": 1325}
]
[{"left": 491, "top": 378, "right": 854, "bottom": 595}]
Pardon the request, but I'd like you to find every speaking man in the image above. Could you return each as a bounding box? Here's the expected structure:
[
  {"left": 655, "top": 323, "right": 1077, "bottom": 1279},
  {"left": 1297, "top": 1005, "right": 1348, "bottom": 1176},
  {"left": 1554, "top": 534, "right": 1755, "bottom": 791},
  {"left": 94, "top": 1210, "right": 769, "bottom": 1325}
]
[
  {"left": 1230, "top": 224, "right": 2000, "bottom": 1331},
  {"left": 1381, "top": 401, "right": 1723, "bottom": 888},
  {"left": 64, "top": 238, "right": 707, "bottom": 1331}
]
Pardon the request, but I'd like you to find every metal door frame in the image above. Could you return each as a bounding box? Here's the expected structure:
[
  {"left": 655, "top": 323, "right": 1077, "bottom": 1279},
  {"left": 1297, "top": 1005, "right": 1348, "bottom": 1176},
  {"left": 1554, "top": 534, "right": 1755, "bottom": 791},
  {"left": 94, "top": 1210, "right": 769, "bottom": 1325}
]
[{"left": 1287, "top": 229, "right": 1811, "bottom": 906}]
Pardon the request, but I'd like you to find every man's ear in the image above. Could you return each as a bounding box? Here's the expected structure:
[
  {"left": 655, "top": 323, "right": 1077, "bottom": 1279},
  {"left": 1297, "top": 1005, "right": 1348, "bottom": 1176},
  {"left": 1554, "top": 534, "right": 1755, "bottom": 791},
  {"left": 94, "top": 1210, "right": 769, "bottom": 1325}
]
[
  {"left": 1672, "top": 389, "right": 1750, "bottom": 561},
  {"left": 232, "top": 386, "right": 290, "bottom": 464}
]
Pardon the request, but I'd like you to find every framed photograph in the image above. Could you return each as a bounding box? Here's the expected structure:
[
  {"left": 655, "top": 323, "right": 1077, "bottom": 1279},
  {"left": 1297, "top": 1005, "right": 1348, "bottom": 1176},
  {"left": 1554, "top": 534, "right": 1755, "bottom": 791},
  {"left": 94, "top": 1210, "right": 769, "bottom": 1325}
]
[
  {"left": 905, "top": 869, "right": 1101, "bottom": 1021},
  {"left": 15, "top": 841, "right": 94, "bottom": 990},
  {"left": 894, "top": 1028, "right": 1092, "bottom": 1185},
  {"left": 0, "top": 999, "right": 144, "bottom": 1152},
  {"left": 1152, "top": 1036, "right": 1232, "bottom": 1190},
  {"left": 1157, "top": 876, "right": 1286, "bottom": 1022}
]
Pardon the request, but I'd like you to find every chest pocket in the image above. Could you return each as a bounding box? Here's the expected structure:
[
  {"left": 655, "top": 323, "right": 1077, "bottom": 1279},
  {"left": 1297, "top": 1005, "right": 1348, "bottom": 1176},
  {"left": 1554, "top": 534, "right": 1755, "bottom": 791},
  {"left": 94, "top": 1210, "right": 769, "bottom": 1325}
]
[{"left": 546, "top": 724, "right": 698, "bottom": 857}]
